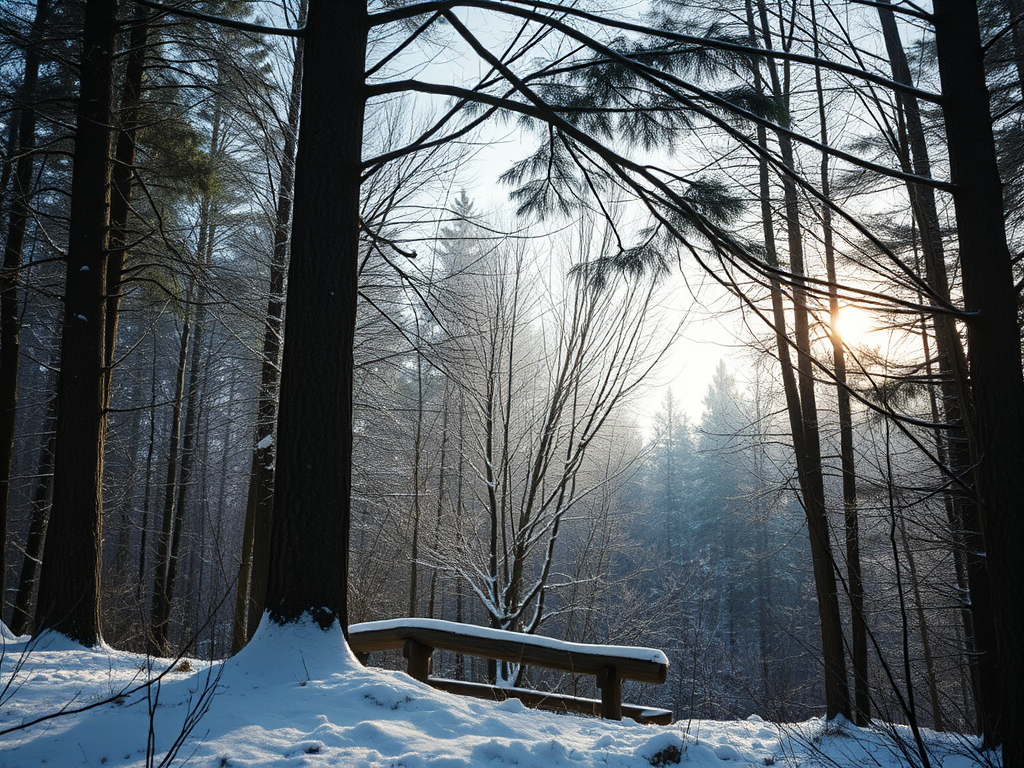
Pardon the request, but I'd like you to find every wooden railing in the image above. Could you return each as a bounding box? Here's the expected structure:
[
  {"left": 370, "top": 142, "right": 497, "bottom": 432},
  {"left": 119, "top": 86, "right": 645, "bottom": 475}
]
[{"left": 348, "top": 618, "right": 672, "bottom": 725}]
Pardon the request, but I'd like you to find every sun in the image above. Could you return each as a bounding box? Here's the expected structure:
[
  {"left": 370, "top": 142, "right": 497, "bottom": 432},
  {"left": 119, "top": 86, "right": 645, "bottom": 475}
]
[{"left": 831, "top": 305, "right": 876, "bottom": 348}]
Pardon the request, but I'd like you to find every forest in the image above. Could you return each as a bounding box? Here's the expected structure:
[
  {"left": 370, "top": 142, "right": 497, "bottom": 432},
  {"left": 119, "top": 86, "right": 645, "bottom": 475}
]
[{"left": 0, "top": 0, "right": 1022, "bottom": 766}]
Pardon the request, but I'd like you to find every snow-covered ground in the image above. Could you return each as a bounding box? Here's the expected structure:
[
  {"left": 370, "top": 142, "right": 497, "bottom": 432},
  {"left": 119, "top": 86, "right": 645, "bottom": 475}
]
[{"left": 0, "top": 618, "right": 992, "bottom": 767}]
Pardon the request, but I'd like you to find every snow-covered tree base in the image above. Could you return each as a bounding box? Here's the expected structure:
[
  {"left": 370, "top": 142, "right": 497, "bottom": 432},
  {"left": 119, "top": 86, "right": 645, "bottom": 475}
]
[{"left": 234, "top": 613, "right": 362, "bottom": 684}]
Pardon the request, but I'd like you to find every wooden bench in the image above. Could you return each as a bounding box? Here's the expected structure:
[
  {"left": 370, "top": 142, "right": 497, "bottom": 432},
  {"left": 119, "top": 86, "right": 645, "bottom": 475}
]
[{"left": 348, "top": 618, "right": 672, "bottom": 725}]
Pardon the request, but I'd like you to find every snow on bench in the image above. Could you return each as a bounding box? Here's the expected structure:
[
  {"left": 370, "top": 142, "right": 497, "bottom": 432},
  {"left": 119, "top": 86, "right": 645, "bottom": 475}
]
[{"left": 348, "top": 618, "right": 671, "bottom": 724}]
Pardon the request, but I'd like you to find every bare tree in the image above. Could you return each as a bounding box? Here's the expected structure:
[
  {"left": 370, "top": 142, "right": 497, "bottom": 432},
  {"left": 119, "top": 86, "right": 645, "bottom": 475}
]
[{"left": 422, "top": 220, "right": 671, "bottom": 682}]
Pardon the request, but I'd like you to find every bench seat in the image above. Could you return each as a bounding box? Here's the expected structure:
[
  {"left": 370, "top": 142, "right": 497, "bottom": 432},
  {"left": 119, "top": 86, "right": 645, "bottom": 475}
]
[{"left": 348, "top": 618, "right": 671, "bottom": 724}]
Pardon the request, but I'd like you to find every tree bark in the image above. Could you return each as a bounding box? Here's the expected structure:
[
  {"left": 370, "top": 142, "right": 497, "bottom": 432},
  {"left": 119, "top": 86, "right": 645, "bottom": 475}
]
[
  {"left": 0, "top": 100, "right": 18, "bottom": 221},
  {"left": 934, "top": 1, "right": 1024, "bottom": 759},
  {"left": 233, "top": 0, "right": 306, "bottom": 652},
  {"left": 33, "top": 0, "right": 118, "bottom": 646},
  {"left": 263, "top": 0, "right": 367, "bottom": 632},
  {"left": 877, "top": 2, "right": 998, "bottom": 737}
]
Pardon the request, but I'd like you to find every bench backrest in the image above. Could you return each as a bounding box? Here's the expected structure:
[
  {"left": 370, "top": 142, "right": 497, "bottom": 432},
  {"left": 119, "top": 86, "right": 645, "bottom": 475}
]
[{"left": 348, "top": 618, "right": 668, "bottom": 684}]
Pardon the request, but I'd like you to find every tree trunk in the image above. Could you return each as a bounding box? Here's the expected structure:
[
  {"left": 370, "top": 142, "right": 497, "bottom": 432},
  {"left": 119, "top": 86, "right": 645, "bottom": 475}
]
[
  {"left": 877, "top": 2, "right": 998, "bottom": 737},
  {"left": 150, "top": 82, "right": 221, "bottom": 652},
  {"left": 233, "top": 0, "right": 306, "bottom": 652},
  {"left": 899, "top": 517, "right": 943, "bottom": 730},
  {"left": 484, "top": 357, "right": 500, "bottom": 640},
  {"left": 0, "top": 100, "right": 18, "bottom": 221},
  {"left": 136, "top": 335, "right": 159, "bottom": 605},
  {"left": 153, "top": 294, "right": 207, "bottom": 654},
  {"left": 149, "top": 316, "right": 190, "bottom": 655},
  {"left": 8, "top": 367, "right": 58, "bottom": 636},
  {"left": 934, "top": 2, "right": 1024, "bottom": 759},
  {"left": 0, "top": 0, "right": 51, "bottom": 612},
  {"left": 427, "top": 382, "right": 449, "bottom": 619},
  {"left": 103, "top": 8, "right": 150, "bottom": 410},
  {"left": 811, "top": 0, "right": 868, "bottom": 724},
  {"left": 748, "top": 0, "right": 850, "bottom": 719},
  {"left": 33, "top": 0, "right": 117, "bottom": 646},
  {"left": 409, "top": 350, "right": 424, "bottom": 617},
  {"left": 263, "top": 0, "right": 367, "bottom": 632},
  {"left": 771, "top": 59, "right": 851, "bottom": 730},
  {"left": 919, "top": 312, "right": 981, "bottom": 728}
]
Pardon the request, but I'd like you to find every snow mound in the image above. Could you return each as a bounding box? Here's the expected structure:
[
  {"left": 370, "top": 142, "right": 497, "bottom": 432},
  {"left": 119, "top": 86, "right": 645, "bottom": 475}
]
[
  {"left": 223, "top": 613, "right": 363, "bottom": 686},
  {"left": 635, "top": 731, "right": 686, "bottom": 765},
  {"left": 0, "top": 620, "right": 996, "bottom": 768},
  {"left": 0, "top": 621, "right": 24, "bottom": 643}
]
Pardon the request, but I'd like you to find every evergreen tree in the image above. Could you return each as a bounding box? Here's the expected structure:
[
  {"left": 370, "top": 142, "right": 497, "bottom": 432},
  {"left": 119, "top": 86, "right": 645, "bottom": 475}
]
[{"left": 646, "top": 389, "right": 696, "bottom": 566}]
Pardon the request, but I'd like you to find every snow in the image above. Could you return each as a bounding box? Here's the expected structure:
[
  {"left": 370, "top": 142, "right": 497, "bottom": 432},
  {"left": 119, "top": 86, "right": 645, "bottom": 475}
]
[
  {"left": 0, "top": 617, "right": 992, "bottom": 767},
  {"left": 351, "top": 618, "right": 670, "bottom": 666},
  {"left": 257, "top": 434, "right": 274, "bottom": 451}
]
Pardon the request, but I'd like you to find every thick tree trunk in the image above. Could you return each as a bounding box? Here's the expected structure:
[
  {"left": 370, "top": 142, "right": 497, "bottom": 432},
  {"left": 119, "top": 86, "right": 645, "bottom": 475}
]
[
  {"left": 263, "top": 0, "right": 367, "bottom": 632},
  {"left": 877, "top": 2, "right": 998, "bottom": 737},
  {"left": 233, "top": 1, "right": 306, "bottom": 652},
  {"left": 33, "top": 0, "right": 117, "bottom": 646},
  {"left": 0, "top": 0, "right": 51, "bottom": 612},
  {"left": 934, "top": 3, "right": 1024, "bottom": 760}
]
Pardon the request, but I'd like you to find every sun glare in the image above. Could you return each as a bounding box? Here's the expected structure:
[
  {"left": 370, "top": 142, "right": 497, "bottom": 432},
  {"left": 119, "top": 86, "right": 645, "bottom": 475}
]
[{"left": 832, "top": 305, "right": 876, "bottom": 347}]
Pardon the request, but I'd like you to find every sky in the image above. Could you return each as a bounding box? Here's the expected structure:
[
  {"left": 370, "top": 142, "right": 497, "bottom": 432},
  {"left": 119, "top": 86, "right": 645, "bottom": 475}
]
[
  {"left": 396, "top": 2, "right": 911, "bottom": 433},
  {"left": 439, "top": 127, "right": 746, "bottom": 430},
  {"left": 0, "top": 618, "right": 991, "bottom": 767}
]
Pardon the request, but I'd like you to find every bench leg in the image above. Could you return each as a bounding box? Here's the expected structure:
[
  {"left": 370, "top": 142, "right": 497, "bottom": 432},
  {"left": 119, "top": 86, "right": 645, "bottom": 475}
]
[
  {"left": 597, "top": 665, "right": 622, "bottom": 720},
  {"left": 403, "top": 638, "right": 433, "bottom": 683}
]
